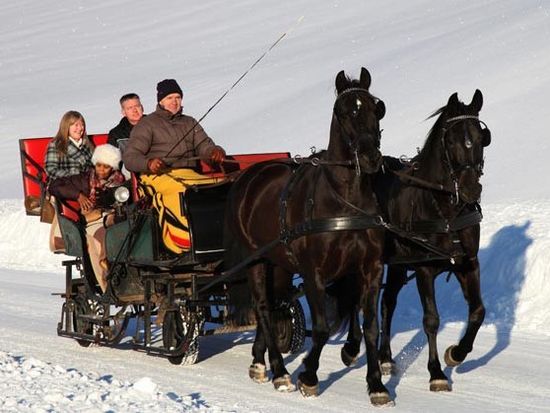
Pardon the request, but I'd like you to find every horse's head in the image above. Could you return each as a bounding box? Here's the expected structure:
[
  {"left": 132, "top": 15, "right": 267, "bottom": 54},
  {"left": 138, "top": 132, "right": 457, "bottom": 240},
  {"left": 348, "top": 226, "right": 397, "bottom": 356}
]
[
  {"left": 330, "top": 67, "right": 386, "bottom": 174},
  {"left": 439, "top": 89, "right": 491, "bottom": 203}
]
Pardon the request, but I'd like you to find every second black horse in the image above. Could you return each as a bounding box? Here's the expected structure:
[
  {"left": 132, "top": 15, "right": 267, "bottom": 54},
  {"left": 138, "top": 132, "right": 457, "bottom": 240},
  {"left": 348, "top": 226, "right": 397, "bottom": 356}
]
[{"left": 337, "top": 89, "right": 491, "bottom": 393}]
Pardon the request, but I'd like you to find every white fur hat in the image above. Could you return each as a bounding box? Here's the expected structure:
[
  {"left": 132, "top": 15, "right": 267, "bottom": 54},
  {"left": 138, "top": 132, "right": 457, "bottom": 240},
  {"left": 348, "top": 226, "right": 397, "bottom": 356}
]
[{"left": 92, "top": 144, "right": 122, "bottom": 170}]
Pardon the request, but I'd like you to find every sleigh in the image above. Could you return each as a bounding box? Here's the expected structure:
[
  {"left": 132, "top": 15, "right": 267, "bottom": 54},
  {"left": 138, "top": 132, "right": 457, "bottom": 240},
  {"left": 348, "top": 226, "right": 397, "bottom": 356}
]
[{"left": 19, "top": 134, "right": 306, "bottom": 365}]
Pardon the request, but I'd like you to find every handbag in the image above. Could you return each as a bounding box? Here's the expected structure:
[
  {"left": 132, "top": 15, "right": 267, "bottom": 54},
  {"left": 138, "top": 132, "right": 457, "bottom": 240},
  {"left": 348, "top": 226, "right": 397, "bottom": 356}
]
[{"left": 40, "top": 195, "right": 55, "bottom": 224}]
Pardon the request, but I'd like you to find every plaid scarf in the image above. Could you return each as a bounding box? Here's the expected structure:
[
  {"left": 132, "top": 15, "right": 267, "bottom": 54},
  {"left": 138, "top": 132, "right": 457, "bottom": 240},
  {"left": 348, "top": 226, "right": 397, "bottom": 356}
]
[{"left": 88, "top": 169, "right": 125, "bottom": 207}]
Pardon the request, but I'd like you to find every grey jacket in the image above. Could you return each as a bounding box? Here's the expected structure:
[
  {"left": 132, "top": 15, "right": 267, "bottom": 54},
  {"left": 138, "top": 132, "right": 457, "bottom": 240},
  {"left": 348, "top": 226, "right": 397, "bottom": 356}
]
[{"left": 123, "top": 106, "right": 218, "bottom": 173}]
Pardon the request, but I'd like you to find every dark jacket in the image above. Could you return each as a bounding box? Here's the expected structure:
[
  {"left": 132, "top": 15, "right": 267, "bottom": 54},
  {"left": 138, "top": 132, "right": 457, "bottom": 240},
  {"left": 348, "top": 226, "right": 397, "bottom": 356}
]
[
  {"left": 108, "top": 117, "right": 133, "bottom": 148},
  {"left": 49, "top": 170, "right": 126, "bottom": 209},
  {"left": 49, "top": 170, "right": 91, "bottom": 201},
  {"left": 122, "top": 106, "right": 218, "bottom": 173}
]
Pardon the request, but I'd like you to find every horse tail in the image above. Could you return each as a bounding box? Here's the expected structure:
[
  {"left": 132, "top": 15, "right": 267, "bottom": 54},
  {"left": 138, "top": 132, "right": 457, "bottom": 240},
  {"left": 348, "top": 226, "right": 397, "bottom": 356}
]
[
  {"left": 223, "top": 196, "right": 256, "bottom": 327},
  {"left": 325, "top": 274, "right": 357, "bottom": 335}
]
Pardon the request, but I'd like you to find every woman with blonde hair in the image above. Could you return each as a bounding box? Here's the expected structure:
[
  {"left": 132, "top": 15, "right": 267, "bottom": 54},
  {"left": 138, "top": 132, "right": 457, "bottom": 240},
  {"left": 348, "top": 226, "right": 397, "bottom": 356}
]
[
  {"left": 44, "top": 110, "right": 94, "bottom": 180},
  {"left": 44, "top": 110, "right": 95, "bottom": 252}
]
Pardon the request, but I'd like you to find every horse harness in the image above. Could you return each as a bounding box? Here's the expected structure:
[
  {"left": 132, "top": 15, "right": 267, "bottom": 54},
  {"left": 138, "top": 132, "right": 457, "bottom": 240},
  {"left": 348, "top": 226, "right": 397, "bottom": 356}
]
[
  {"left": 275, "top": 86, "right": 387, "bottom": 260},
  {"left": 441, "top": 115, "right": 488, "bottom": 203},
  {"left": 391, "top": 115, "right": 487, "bottom": 204},
  {"left": 389, "top": 201, "right": 482, "bottom": 265},
  {"left": 333, "top": 87, "right": 382, "bottom": 176},
  {"left": 276, "top": 151, "right": 483, "bottom": 267},
  {"left": 381, "top": 152, "right": 484, "bottom": 265},
  {"left": 278, "top": 161, "right": 384, "bottom": 267},
  {"left": 197, "top": 157, "right": 481, "bottom": 294}
]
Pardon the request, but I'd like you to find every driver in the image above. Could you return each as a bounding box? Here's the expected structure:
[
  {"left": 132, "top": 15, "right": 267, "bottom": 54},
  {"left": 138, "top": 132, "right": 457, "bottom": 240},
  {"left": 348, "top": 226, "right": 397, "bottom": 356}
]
[
  {"left": 122, "top": 78, "right": 226, "bottom": 254},
  {"left": 49, "top": 144, "right": 126, "bottom": 292}
]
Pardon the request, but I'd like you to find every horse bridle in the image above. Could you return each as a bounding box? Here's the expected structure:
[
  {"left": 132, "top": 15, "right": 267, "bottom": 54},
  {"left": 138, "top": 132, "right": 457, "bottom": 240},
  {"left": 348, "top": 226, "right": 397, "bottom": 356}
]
[
  {"left": 440, "top": 114, "right": 488, "bottom": 203},
  {"left": 333, "top": 87, "right": 382, "bottom": 175}
]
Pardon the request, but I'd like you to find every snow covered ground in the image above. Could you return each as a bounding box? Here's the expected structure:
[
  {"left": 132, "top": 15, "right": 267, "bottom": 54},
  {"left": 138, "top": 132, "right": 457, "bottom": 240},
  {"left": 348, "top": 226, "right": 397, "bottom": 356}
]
[{"left": 1, "top": 0, "right": 550, "bottom": 411}]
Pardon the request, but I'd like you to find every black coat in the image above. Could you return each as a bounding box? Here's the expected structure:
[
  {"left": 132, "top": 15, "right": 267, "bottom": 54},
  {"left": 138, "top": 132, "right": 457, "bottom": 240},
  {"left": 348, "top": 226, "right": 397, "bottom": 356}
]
[{"left": 108, "top": 117, "right": 133, "bottom": 148}]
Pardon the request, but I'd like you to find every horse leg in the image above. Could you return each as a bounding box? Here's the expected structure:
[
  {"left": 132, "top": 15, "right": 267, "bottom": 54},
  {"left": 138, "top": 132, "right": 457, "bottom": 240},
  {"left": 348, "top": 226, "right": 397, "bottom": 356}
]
[
  {"left": 379, "top": 265, "right": 408, "bottom": 375},
  {"left": 415, "top": 269, "right": 451, "bottom": 392},
  {"left": 297, "top": 274, "right": 330, "bottom": 397},
  {"left": 248, "top": 263, "right": 294, "bottom": 391},
  {"left": 333, "top": 273, "right": 362, "bottom": 367},
  {"left": 341, "top": 304, "right": 362, "bottom": 367},
  {"left": 249, "top": 316, "right": 269, "bottom": 383},
  {"left": 361, "top": 261, "right": 393, "bottom": 406},
  {"left": 444, "top": 258, "right": 485, "bottom": 366}
]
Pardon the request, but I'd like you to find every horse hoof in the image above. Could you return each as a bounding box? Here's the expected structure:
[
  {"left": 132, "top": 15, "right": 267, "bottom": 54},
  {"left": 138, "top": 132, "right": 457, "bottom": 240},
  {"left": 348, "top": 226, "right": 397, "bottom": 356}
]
[
  {"left": 249, "top": 363, "right": 269, "bottom": 384},
  {"left": 429, "top": 379, "right": 452, "bottom": 392},
  {"left": 341, "top": 347, "right": 358, "bottom": 367},
  {"left": 444, "top": 345, "right": 461, "bottom": 367},
  {"left": 297, "top": 379, "right": 319, "bottom": 398},
  {"left": 369, "top": 392, "right": 395, "bottom": 407},
  {"left": 273, "top": 374, "right": 295, "bottom": 392},
  {"left": 379, "top": 361, "right": 395, "bottom": 376}
]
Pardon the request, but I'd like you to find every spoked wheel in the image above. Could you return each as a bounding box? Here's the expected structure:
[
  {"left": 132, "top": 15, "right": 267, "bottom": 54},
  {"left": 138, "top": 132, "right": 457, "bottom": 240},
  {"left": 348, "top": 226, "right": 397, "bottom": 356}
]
[
  {"left": 72, "top": 296, "right": 128, "bottom": 346},
  {"left": 273, "top": 298, "right": 306, "bottom": 354},
  {"left": 162, "top": 306, "right": 203, "bottom": 365},
  {"left": 88, "top": 299, "right": 127, "bottom": 343},
  {"left": 72, "top": 296, "right": 94, "bottom": 347}
]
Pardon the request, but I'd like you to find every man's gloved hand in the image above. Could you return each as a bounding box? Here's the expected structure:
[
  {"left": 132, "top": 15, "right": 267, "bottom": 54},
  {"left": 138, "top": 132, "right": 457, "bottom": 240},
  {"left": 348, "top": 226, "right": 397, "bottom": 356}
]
[
  {"left": 147, "top": 158, "right": 166, "bottom": 174},
  {"left": 210, "top": 146, "right": 226, "bottom": 164}
]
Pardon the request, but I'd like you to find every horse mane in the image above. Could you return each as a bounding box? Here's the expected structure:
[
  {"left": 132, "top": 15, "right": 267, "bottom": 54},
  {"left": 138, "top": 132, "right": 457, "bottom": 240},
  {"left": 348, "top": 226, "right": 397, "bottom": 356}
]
[
  {"left": 415, "top": 102, "right": 461, "bottom": 164},
  {"left": 416, "top": 93, "right": 482, "bottom": 164}
]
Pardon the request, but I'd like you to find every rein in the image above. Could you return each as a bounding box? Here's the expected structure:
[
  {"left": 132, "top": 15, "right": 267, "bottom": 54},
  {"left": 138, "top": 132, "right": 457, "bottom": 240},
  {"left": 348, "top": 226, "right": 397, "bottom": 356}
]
[
  {"left": 441, "top": 114, "right": 487, "bottom": 202},
  {"left": 389, "top": 114, "right": 488, "bottom": 200},
  {"left": 390, "top": 168, "right": 455, "bottom": 194}
]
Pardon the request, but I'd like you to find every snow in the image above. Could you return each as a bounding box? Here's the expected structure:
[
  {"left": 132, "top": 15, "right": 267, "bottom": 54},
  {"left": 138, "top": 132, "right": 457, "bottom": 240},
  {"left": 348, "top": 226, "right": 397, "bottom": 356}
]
[
  {"left": 1, "top": 0, "right": 550, "bottom": 411},
  {"left": 0, "top": 351, "right": 207, "bottom": 412}
]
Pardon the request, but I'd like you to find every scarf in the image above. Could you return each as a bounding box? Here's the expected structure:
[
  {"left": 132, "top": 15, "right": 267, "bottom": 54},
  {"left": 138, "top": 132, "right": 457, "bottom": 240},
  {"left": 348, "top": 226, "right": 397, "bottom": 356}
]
[{"left": 88, "top": 169, "right": 126, "bottom": 207}]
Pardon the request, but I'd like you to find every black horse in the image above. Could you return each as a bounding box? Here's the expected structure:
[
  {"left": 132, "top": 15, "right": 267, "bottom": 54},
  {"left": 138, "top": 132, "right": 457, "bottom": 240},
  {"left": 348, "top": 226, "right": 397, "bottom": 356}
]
[
  {"left": 339, "top": 90, "right": 491, "bottom": 393},
  {"left": 225, "top": 68, "right": 393, "bottom": 405}
]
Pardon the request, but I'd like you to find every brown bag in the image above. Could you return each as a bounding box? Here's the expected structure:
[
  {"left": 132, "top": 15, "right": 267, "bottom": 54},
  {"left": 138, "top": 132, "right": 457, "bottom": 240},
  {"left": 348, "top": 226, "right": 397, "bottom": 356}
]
[
  {"left": 83, "top": 208, "right": 102, "bottom": 223},
  {"left": 24, "top": 195, "right": 41, "bottom": 215},
  {"left": 40, "top": 196, "right": 55, "bottom": 224}
]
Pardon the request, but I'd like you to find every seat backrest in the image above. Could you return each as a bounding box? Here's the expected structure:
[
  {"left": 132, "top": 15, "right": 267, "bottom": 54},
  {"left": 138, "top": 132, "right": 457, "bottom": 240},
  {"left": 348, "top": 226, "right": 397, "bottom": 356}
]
[
  {"left": 19, "top": 137, "right": 51, "bottom": 207},
  {"left": 19, "top": 134, "right": 109, "bottom": 218},
  {"left": 20, "top": 135, "right": 288, "bottom": 221},
  {"left": 199, "top": 152, "right": 290, "bottom": 177}
]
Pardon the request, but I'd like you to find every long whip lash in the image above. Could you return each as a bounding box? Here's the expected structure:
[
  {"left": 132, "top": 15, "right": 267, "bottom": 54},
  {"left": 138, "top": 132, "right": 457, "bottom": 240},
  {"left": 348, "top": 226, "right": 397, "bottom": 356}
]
[{"left": 164, "top": 16, "right": 304, "bottom": 159}]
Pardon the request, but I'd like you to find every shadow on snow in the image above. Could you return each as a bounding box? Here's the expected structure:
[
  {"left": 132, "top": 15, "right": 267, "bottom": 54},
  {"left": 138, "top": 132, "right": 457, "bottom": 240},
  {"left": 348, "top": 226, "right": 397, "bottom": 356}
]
[{"left": 307, "top": 221, "right": 532, "bottom": 395}]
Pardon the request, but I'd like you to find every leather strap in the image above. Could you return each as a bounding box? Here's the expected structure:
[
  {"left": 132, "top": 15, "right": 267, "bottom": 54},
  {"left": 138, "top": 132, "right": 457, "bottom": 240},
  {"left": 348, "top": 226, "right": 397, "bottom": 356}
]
[{"left": 400, "top": 209, "right": 482, "bottom": 234}]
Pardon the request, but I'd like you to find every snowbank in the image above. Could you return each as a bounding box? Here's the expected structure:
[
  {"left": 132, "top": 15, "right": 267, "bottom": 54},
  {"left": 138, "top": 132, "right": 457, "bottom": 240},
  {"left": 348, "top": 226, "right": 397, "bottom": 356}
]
[{"left": 1, "top": 198, "right": 549, "bottom": 336}]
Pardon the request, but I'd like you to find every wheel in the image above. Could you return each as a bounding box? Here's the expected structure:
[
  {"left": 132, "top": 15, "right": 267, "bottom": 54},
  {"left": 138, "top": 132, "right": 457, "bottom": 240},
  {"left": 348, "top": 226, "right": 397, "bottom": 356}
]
[
  {"left": 72, "top": 296, "right": 127, "bottom": 346},
  {"left": 273, "top": 298, "right": 306, "bottom": 354},
  {"left": 72, "top": 296, "right": 93, "bottom": 347},
  {"left": 162, "top": 306, "right": 203, "bottom": 365}
]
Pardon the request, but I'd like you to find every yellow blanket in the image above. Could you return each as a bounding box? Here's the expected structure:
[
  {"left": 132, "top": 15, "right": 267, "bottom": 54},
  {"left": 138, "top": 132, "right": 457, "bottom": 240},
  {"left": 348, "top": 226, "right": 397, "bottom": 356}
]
[{"left": 140, "top": 169, "right": 223, "bottom": 254}]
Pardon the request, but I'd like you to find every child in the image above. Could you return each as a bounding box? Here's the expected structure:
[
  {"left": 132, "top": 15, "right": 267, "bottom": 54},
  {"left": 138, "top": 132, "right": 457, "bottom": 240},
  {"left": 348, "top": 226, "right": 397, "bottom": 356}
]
[{"left": 49, "top": 144, "right": 126, "bottom": 292}]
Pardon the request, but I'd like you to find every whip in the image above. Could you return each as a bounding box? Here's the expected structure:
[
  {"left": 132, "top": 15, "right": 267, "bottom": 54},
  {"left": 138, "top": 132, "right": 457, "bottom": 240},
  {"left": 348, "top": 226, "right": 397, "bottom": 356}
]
[{"left": 164, "top": 16, "right": 305, "bottom": 160}]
